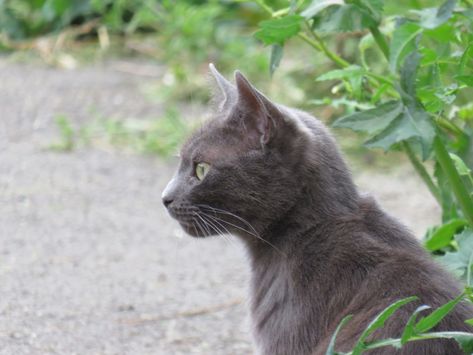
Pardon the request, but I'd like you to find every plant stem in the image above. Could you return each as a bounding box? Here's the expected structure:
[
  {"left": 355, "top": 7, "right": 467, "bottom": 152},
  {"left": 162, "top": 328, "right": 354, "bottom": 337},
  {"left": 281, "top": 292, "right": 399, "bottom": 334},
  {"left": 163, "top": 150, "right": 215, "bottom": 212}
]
[
  {"left": 435, "top": 116, "right": 465, "bottom": 137},
  {"left": 254, "top": 0, "right": 273, "bottom": 14},
  {"left": 402, "top": 142, "right": 442, "bottom": 204},
  {"left": 304, "top": 22, "right": 350, "bottom": 68},
  {"left": 433, "top": 136, "right": 473, "bottom": 228},
  {"left": 369, "top": 26, "right": 390, "bottom": 60}
]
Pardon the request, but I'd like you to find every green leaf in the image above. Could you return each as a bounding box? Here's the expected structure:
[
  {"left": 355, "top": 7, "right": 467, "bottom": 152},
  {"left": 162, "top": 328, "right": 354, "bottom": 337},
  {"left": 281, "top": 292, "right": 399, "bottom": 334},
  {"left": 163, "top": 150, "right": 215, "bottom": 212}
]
[
  {"left": 438, "top": 229, "right": 473, "bottom": 281},
  {"left": 351, "top": 297, "right": 418, "bottom": 355},
  {"left": 400, "top": 50, "right": 421, "bottom": 99},
  {"left": 301, "top": 0, "right": 344, "bottom": 19},
  {"left": 325, "top": 315, "right": 353, "bottom": 355},
  {"left": 415, "top": 294, "right": 464, "bottom": 333},
  {"left": 270, "top": 44, "right": 283, "bottom": 76},
  {"left": 358, "top": 0, "right": 384, "bottom": 22},
  {"left": 449, "top": 153, "right": 471, "bottom": 176},
  {"left": 418, "top": 0, "right": 457, "bottom": 29},
  {"left": 389, "top": 22, "right": 422, "bottom": 72},
  {"left": 364, "top": 105, "right": 435, "bottom": 159},
  {"left": 420, "top": 331, "right": 473, "bottom": 352},
  {"left": 456, "top": 75, "right": 473, "bottom": 87},
  {"left": 312, "top": 4, "right": 378, "bottom": 33},
  {"left": 317, "top": 65, "right": 365, "bottom": 81},
  {"left": 425, "top": 219, "right": 468, "bottom": 251},
  {"left": 333, "top": 100, "right": 403, "bottom": 135},
  {"left": 466, "top": 318, "right": 473, "bottom": 326},
  {"left": 317, "top": 65, "right": 368, "bottom": 100},
  {"left": 459, "top": 44, "right": 473, "bottom": 75},
  {"left": 401, "top": 305, "right": 431, "bottom": 344},
  {"left": 254, "top": 15, "right": 303, "bottom": 45},
  {"left": 395, "top": 51, "right": 436, "bottom": 159}
]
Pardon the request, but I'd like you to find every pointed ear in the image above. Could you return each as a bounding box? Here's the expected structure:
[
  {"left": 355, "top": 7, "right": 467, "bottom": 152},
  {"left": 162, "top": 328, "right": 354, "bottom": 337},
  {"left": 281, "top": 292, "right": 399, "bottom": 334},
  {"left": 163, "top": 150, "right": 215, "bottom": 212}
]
[
  {"left": 234, "top": 70, "right": 280, "bottom": 146},
  {"left": 209, "top": 63, "right": 235, "bottom": 112}
]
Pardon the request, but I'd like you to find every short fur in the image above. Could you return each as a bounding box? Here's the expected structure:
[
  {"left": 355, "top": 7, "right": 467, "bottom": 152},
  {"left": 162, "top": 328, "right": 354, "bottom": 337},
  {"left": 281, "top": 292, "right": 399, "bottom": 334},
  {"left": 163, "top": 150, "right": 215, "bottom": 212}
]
[{"left": 162, "top": 65, "right": 473, "bottom": 354}]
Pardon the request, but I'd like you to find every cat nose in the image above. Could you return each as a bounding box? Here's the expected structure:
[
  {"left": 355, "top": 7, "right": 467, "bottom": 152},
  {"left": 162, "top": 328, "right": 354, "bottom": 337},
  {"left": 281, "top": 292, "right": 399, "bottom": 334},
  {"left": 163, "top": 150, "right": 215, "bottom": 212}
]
[
  {"left": 162, "top": 177, "right": 179, "bottom": 209},
  {"left": 162, "top": 196, "right": 174, "bottom": 208}
]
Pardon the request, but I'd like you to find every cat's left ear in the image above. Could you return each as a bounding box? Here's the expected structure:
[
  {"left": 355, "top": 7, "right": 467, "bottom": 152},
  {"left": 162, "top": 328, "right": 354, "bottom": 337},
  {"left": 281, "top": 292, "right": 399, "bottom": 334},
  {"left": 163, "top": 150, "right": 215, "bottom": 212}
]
[{"left": 234, "top": 71, "right": 281, "bottom": 146}]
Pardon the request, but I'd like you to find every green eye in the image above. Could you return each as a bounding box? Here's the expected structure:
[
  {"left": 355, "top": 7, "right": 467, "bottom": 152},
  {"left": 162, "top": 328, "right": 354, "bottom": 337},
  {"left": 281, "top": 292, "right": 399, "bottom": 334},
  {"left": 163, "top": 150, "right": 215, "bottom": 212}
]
[{"left": 195, "top": 162, "right": 210, "bottom": 180}]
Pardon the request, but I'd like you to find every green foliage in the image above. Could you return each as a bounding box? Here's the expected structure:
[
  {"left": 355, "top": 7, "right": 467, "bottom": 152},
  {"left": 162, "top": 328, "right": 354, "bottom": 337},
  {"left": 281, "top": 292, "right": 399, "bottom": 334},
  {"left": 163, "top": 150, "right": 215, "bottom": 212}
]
[
  {"left": 425, "top": 218, "right": 467, "bottom": 251},
  {"left": 251, "top": 0, "right": 473, "bottom": 352},
  {"left": 351, "top": 297, "right": 418, "bottom": 354},
  {"left": 48, "top": 114, "right": 75, "bottom": 151},
  {"left": 327, "top": 294, "right": 473, "bottom": 354},
  {"left": 255, "top": 15, "right": 303, "bottom": 45},
  {"left": 439, "top": 229, "right": 473, "bottom": 282},
  {"left": 49, "top": 109, "right": 189, "bottom": 157}
]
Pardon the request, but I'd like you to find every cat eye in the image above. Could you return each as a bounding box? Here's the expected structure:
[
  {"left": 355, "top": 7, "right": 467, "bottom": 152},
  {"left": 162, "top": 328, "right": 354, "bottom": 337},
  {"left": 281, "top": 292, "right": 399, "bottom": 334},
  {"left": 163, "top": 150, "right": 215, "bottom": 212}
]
[{"left": 195, "top": 162, "right": 210, "bottom": 181}]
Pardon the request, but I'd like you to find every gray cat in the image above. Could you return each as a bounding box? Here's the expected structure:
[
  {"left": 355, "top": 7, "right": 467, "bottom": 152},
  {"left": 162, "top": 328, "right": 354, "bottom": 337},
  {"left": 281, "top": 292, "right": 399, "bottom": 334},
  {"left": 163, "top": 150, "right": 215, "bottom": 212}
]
[{"left": 162, "top": 64, "right": 473, "bottom": 354}]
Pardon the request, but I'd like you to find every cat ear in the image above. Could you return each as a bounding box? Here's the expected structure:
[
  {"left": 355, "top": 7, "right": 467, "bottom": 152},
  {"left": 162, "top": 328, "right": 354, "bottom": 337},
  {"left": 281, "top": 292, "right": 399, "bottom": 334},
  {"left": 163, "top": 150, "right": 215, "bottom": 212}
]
[
  {"left": 234, "top": 70, "right": 280, "bottom": 146},
  {"left": 209, "top": 63, "right": 235, "bottom": 112}
]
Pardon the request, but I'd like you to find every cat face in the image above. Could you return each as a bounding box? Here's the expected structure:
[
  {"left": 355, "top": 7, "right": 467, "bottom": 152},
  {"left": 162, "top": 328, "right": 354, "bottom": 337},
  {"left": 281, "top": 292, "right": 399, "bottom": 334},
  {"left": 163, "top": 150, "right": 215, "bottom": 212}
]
[{"left": 162, "top": 65, "right": 305, "bottom": 240}]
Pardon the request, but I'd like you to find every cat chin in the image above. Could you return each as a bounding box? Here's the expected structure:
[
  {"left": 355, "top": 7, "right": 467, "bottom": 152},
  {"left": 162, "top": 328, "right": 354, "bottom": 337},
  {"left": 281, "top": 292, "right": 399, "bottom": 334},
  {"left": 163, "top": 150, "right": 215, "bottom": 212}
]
[{"left": 179, "top": 222, "right": 208, "bottom": 238}]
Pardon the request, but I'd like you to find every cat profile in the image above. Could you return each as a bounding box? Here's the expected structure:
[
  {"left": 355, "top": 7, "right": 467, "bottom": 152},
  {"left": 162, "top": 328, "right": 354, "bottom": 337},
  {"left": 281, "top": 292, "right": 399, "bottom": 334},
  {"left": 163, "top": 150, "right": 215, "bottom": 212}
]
[{"left": 162, "top": 64, "right": 473, "bottom": 354}]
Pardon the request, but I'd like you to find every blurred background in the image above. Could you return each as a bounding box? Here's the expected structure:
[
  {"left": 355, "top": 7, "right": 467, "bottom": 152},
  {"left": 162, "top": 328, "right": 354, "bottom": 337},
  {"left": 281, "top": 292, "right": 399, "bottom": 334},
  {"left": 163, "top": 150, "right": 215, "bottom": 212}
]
[{"left": 0, "top": 1, "right": 441, "bottom": 354}]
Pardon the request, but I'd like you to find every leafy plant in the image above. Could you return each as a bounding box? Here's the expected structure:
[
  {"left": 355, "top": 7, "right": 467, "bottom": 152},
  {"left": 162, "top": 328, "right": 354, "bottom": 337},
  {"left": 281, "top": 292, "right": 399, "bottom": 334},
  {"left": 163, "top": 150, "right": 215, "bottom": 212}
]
[
  {"left": 248, "top": 0, "right": 473, "bottom": 352},
  {"left": 326, "top": 294, "right": 473, "bottom": 354},
  {"left": 249, "top": 0, "right": 473, "bottom": 270}
]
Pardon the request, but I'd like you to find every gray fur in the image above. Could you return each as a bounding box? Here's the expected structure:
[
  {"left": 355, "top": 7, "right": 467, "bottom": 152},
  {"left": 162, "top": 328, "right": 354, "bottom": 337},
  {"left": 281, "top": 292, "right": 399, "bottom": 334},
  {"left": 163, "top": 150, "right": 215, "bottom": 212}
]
[{"left": 162, "top": 65, "right": 473, "bottom": 354}]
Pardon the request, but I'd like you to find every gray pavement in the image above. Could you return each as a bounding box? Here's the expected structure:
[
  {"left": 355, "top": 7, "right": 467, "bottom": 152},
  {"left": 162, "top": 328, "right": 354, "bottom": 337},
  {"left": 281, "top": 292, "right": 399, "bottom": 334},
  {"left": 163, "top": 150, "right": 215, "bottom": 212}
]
[{"left": 0, "top": 59, "right": 439, "bottom": 355}]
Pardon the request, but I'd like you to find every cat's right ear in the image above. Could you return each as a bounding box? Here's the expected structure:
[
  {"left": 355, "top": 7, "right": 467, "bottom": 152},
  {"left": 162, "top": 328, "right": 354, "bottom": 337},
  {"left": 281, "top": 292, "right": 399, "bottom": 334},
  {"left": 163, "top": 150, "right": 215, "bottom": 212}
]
[{"left": 209, "top": 63, "right": 236, "bottom": 112}]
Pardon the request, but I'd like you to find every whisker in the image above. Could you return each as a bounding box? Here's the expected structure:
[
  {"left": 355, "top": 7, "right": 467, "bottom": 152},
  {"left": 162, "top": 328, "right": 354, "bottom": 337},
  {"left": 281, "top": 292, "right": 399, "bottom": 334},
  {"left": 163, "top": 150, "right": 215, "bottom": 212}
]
[
  {"left": 198, "top": 205, "right": 260, "bottom": 236},
  {"left": 198, "top": 207, "right": 286, "bottom": 257},
  {"left": 192, "top": 216, "right": 208, "bottom": 237},
  {"left": 199, "top": 213, "right": 238, "bottom": 248},
  {"left": 194, "top": 213, "right": 211, "bottom": 237}
]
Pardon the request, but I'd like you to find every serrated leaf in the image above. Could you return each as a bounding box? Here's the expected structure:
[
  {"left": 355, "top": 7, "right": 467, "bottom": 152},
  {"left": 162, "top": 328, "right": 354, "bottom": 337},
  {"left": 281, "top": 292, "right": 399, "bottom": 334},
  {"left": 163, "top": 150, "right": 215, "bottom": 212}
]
[
  {"left": 254, "top": 15, "right": 303, "bottom": 45},
  {"left": 389, "top": 22, "right": 422, "bottom": 72},
  {"left": 401, "top": 305, "right": 431, "bottom": 344},
  {"left": 425, "top": 219, "right": 468, "bottom": 251},
  {"left": 333, "top": 100, "right": 403, "bottom": 135},
  {"left": 351, "top": 297, "right": 418, "bottom": 355},
  {"left": 438, "top": 229, "right": 473, "bottom": 281},
  {"left": 400, "top": 50, "right": 421, "bottom": 99},
  {"left": 325, "top": 315, "right": 352, "bottom": 355},
  {"left": 270, "top": 44, "right": 283, "bottom": 76},
  {"left": 415, "top": 294, "right": 465, "bottom": 333},
  {"left": 301, "top": 0, "right": 344, "bottom": 19},
  {"left": 364, "top": 105, "right": 435, "bottom": 159},
  {"left": 312, "top": 4, "right": 378, "bottom": 33},
  {"left": 418, "top": 0, "right": 457, "bottom": 29},
  {"left": 449, "top": 153, "right": 471, "bottom": 176}
]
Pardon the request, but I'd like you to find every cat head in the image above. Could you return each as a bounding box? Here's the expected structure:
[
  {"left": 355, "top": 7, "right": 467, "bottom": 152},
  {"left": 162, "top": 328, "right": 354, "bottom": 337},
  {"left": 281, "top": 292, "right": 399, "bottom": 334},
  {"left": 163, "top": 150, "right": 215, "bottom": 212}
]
[{"left": 162, "top": 65, "right": 356, "bottom": 242}]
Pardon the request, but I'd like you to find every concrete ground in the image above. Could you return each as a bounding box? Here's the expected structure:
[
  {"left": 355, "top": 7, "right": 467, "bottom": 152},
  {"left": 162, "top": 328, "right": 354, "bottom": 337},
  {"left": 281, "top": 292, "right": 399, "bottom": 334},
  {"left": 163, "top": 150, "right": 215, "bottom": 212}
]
[{"left": 0, "top": 58, "right": 439, "bottom": 355}]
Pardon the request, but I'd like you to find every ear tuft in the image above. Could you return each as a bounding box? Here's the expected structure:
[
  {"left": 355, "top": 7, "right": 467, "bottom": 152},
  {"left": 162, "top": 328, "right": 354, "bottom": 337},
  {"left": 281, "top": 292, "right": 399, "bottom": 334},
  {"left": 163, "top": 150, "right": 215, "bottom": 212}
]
[{"left": 208, "top": 63, "right": 235, "bottom": 112}]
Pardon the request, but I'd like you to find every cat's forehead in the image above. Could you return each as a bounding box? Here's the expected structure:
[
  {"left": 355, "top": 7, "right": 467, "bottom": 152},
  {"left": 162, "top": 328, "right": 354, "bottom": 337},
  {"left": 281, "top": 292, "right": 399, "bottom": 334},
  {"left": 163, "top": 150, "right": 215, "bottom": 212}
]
[{"left": 181, "top": 119, "right": 248, "bottom": 162}]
